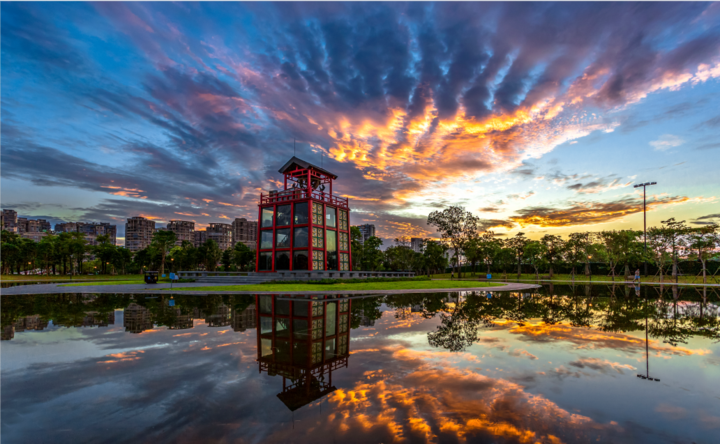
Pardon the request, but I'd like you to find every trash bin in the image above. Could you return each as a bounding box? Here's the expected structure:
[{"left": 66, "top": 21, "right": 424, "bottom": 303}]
[{"left": 144, "top": 271, "right": 159, "bottom": 284}]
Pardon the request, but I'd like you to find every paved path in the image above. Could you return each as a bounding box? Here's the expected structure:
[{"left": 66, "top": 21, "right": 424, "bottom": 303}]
[{"left": 1, "top": 281, "right": 539, "bottom": 296}]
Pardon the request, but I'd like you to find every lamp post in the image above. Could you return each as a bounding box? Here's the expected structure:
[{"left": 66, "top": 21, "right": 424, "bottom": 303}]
[{"left": 633, "top": 182, "right": 657, "bottom": 277}]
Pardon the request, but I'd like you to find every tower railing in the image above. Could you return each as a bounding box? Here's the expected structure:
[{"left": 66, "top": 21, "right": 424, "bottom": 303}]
[{"left": 260, "top": 189, "right": 349, "bottom": 208}]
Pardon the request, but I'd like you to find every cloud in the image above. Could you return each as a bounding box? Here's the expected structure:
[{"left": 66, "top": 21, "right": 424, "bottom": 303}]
[
  {"left": 566, "top": 177, "right": 632, "bottom": 194},
  {"left": 510, "top": 195, "right": 690, "bottom": 227},
  {"left": 691, "top": 213, "right": 720, "bottom": 226},
  {"left": 650, "top": 134, "right": 684, "bottom": 151}
]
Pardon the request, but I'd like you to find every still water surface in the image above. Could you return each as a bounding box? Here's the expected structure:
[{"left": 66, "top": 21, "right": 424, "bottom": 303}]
[{"left": 2, "top": 285, "right": 719, "bottom": 443}]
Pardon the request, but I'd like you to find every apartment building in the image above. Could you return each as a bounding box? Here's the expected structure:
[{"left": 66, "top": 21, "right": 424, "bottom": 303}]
[
  {"left": 193, "top": 230, "right": 208, "bottom": 247},
  {"left": 411, "top": 237, "right": 424, "bottom": 253},
  {"left": 357, "top": 224, "right": 376, "bottom": 243},
  {"left": 1, "top": 209, "right": 18, "bottom": 232},
  {"left": 56, "top": 222, "right": 118, "bottom": 246},
  {"left": 232, "top": 217, "right": 257, "bottom": 249},
  {"left": 167, "top": 220, "right": 195, "bottom": 246},
  {"left": 231, "top": 304, "right": 257, "bottom": 332},
  {"left": 125, "top": 217, "right": 156, "bottom": 252},
  {"left": 124, "top": 303, "right": 154, "bottom": 334},
  {"left": 207, "top": 223, "right": 233, "bottom": 251}
]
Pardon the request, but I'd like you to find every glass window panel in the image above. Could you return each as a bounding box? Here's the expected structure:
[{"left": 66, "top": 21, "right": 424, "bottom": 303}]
[
  {"left": 293, "top": 300, "right": 309, "bottom": 317},
  {"left": 276, "top": 318, "right": 290, "bottom": 338},
  {"left": 312, "top": 301, "right": 324, "bottom": 317},
  {"left": 261, "top": 207, "right": 274, "bottom": 228},
  {"left": 275, "top": 251, "right": 290, "bottom": 270},
  {"left": 326, "top": 207, "right": 337, "bottom": 228},
  {"left": 294, "top": 202, "right": 308, "bottom": 225},
  {"left": 312, "top": 227, "right": 324, "bottom": 248},
  {"left": 275, "top": 228, "right": 290, "bottom": 248},
  {"left": 293, "top": 250, "right": 309, "bottom": 270},
  {"left": 261, "top": 338, "right": 273, "bottom": 357},
  {"left": 325, "top": 338, "right": 336, "bottom": 359},
  {"left": 276, "top": 204, "right": 291, "bottom": 226},
  {"left": 339, "top": 210, "right": 348, "bottom": 230},
  {"left": 293, "top": 342, "right": 308, "bottom": 366},
  {"left": 293, "top": 319, "right": 309, "bottom": 340},
  {"left": 275, "top": 299, "right": 290, "bottom": 315},
  {"left": 312, "top": 202, "right": 323, "bottom": 225},
  {"left": 340, "top": 232, "right": 349, "bottom": 251},
  {"left": 260, "top": 231, "right": 273, "bottom": 250},
  {"left": 339, "top": 335, "right": 348, "bottom": 355},
  {"left": 312, "top": 341, "right": 322, "bottom": 364},
  {"left": 340, "top": 253, "right": 349, "bottom": 271},
  {"left": 326, "top": 302, "right": 337, "bottom": 336},
  {"left": 312, "top": 318, "right": 323, "bottom": 340},
  {"left": 276, "top": 340, "right": 290, "bottom": 363},
  {"left": 260, "top": 316, "right": 273, "bottom": 334},
  {"left": 293, "top": 227, "right": 308, "bottom": 248},
  {"left": 339, "top": 314, "right": 348, "bottom": 333},
  {"left": 339, "top": 299, "right": 349, "bottom": 313},
  {"left": 326, "top": 230, "right": 338, "bottom": 270},
  {"left": 312, "top": 250, "right": 324, "bottom": 270},
  {"left": 259, "top": 295, "right": 273, "bottom": 314},
  {"left": 258, "top": 252, "right": 273, "bottom": 271}
]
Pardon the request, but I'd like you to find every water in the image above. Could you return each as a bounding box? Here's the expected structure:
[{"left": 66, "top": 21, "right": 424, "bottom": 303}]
[{"left": 2, "top": 285, "right": 719, "bottom": 443}]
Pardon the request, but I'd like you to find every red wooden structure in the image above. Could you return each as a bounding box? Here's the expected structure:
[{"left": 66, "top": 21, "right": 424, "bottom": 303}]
[
  {"left": 255, "top": 294, "right": 351, "bottom": 411},
  {"left": 256, "top": 157, "right": 352, "bottom": 272}
]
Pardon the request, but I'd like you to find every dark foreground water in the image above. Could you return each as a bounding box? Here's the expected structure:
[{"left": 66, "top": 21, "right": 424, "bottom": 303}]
[{"left": 2, "top": 284, "right": 719, "bottom": 444}]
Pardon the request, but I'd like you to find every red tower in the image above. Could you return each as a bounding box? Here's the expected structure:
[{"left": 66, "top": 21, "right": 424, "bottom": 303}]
[{"left": 256, "top": 157, "right": 352, "bottom": 272}]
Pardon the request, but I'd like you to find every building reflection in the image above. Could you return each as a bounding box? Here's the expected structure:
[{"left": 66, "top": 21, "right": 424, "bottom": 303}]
[{"left": 256, "top": 294, "right": 352, "bottom": 411}]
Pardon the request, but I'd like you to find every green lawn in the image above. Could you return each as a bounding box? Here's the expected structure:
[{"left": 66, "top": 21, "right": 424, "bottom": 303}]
[
  {"left": 429, "top": 272, "right": 718, "bottom": 284},
  {"left": 169, "top": 280, "right": 503, "bottom": 292}
]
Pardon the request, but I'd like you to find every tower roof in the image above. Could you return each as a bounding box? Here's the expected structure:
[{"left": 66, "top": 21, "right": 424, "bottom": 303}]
[{"left": 278, "top": 156, "right": 337, "bottom": 179}]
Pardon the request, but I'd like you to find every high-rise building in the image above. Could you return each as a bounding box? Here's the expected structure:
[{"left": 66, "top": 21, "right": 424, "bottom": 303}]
[
  {"left": 410, "top": 237, "right": 424, "bottom": 253},
  {"left": 55, "top": 222, "right": 117, "bottom": 246},
  {"left": 125, "top": 217, "right": 156, "bottom": 252},
  {"left": 193, "top": 230, "right": 208, "bottom": 247},
  {"left": 167, "top": 220, "right": 195, "bottom": 246},
  {"left": 231, "top": 304, "right": 257, "bottom": 332},
  {"left": 232, "top": 218, "right": 258, "bottom": 249},
  {"left": 124, "top": 303, "right": 154, "bottom": 334},
  {"left": 357, "top": 224, "right": 376, "bottom": 243},
  {"left": 207, "top": 223, "right": 233, "bottom": 250},
  {"left": 1, "top": 209, "right": 18, "bottom": 232}
]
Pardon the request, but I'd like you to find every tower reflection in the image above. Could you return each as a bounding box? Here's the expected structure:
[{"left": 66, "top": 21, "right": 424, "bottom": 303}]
[{"left": 255, "top": 294, "right": 352, "bottom": 411}]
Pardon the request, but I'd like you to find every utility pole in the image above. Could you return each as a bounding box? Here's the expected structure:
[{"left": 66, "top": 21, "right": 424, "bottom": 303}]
[{"left": 633, "top": 182, "right": 656, "bottom": 277}]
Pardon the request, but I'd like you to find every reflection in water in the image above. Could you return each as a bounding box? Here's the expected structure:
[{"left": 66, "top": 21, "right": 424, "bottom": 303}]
[{"left": 1, "top": 285, "right": 719, "bottom": 443}]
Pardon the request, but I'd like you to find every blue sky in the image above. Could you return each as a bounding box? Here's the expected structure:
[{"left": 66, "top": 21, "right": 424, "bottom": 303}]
[{"left": 2, "top": 2, "right": 719, "bottom": 243}]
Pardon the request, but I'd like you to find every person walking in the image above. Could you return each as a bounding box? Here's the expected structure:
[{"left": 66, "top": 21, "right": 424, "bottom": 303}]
[
  {"left": 451, "top": 270, "right": 454, "bottom": 280},
  {"left": 633, "top": 268, "right": 640, "bottom": 284}
]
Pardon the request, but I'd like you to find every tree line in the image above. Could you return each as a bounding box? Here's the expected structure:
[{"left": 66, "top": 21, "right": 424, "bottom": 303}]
[
  {"left": 1, "top": 229, "right": 256, "bottom": 276},
  {"left": 425, "top": 206, "right": 719, "bottom": 282}
]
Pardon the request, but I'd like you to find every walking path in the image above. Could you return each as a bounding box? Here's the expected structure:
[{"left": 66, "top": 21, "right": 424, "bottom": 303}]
[{"left": 0, "top": 281, "right": 539, "bottom": 296}]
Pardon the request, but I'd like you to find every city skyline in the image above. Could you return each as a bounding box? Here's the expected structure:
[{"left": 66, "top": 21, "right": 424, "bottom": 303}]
[{"left": 3, "top": 2, "right": 720, "bottom": 245}]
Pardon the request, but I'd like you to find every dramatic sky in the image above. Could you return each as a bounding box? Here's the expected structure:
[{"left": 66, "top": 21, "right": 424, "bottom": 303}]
[{"left": 2, "top": 2, "right": 720, "bottom": 245}]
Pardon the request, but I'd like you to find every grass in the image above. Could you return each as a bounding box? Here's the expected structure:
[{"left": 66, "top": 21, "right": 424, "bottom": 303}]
[
  {"left": 168, "top": 279, "right": 503, "bottom": 292},
  {"left": 59, "top": 278, "right": 194, "bottom": 287},
  {"left": 429, "top": 272, "right": 719, "bottom": 285}
]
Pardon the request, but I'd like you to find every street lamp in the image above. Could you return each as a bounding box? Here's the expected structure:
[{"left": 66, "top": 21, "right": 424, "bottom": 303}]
[{"left": 634, "top": 181, "right": 657, "bottom": 277}]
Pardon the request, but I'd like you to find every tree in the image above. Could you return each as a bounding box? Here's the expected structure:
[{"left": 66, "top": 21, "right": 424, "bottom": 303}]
[
  {"left": 350, "top": 226, "right": 364, "bottom": 271},
  {"left": 423, "top": 240, "right": 448, "bottom": 276},
  {"left": 523, "top": 240, "right": 547, "bottom": 280},
  {"left": 540, "top": 234, "right": 566, "bottom": 278},
  {"left": 151, "top": 230, "right": 178, "bottom": 275},
  {"left": 221, "top": 249, "right": 233, "bottom": 271},
  {"left": 463, "top": 237, "right": 481, "bottom": 275},
  {"left": 566, "top": 232, "right": 589, "bottom": 280},
  {"left": 646, "top": 227, "right": 671, "bottom": 281},
  {"left": 427, "top": 206, "right": 480, "bottom": 278},
  {"left": 506, "top": 232, "right": 528, "bottom": 279},
  {"left": 232, "top": 242, "right": 255, "bottom": 271},
  {"left": 477, "top": 231, "right": 501, "bottom": 275},
  {"left": 363, "top": 236, "right": 384, "bottom": 271},
  {"left": 198, "top": 239, "right": 222, "bottom": 271},
  {"left": 686, "top": 224, "right": 719, "bottom": 284},
  {"left": 661, "top": 218, "right": 689, "bottom": 282}
]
